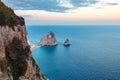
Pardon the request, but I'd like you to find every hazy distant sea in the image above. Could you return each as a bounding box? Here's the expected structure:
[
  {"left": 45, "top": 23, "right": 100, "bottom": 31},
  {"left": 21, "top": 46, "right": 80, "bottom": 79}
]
[{"left": 27, "top": 25, "right": 120, "bottom": 80}]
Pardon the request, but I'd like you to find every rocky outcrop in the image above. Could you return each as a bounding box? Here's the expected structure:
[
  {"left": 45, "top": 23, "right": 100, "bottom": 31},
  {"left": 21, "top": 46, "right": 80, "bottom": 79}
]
[
  {"left": 0, "top": 2, "right": 46, "bottom": 80},
  {"left": 64, "top": 39, "right": 70, "bottom": 46},
  {"left": 28, "top": 40, "right": 39, "bottom": 51},
  {"left": 39, "top": 32, "right": 57, "bottom": 46}
]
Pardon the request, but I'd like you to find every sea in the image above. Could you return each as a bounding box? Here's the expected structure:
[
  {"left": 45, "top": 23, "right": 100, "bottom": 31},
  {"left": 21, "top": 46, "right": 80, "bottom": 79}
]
[{"left": 26, "top": 25, "right": 120, "bottom": 80}]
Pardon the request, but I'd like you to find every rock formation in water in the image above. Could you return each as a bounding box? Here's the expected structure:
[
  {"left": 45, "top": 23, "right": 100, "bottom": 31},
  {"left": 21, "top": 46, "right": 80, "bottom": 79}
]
[
  {"left": 0, "top": 2, "right": 46, "bottom": 80},
  {"left": 64, "top": 39, "right": 70, "bottom": 46},
  {"left": 39, "top": 32, "right": 57, "bottom": 46}
]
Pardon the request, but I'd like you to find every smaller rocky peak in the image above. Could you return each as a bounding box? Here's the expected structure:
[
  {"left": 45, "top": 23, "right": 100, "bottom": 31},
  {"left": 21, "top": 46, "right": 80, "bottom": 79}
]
[
  {"left": 64, "top": 38, "right": 70, "bottom": 46},
  {"left": 39, "top": 32, "right": 57, "bottom": 46}
]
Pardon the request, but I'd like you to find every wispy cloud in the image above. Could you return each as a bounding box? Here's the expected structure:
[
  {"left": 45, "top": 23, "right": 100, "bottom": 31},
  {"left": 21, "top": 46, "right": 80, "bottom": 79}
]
[
  {"left": 2, "top": 0, "right": 120, "bottom": 12},
  {"left": 14, "top": 7, "right": 120, "bottom": 25},
  {"left": 3, "top": 0, "right": 98, "bottom": 12},
  {"left": 2, "top": 0, "right": 120, "bottom": 25}
]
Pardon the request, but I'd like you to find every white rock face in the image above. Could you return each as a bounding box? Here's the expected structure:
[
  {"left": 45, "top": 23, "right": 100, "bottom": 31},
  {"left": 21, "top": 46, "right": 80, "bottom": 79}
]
[
  {"left": 28, "top": 40, "right": 39, "bottom": 51},
  {"left": 39, "top": 32, "right": 57, "bottom": 46}
]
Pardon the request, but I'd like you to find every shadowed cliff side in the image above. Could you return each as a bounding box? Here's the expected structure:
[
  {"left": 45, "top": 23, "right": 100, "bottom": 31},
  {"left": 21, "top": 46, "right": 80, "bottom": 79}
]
[{"left": 0, "top": 1, "right": 47, "bottom": 80}]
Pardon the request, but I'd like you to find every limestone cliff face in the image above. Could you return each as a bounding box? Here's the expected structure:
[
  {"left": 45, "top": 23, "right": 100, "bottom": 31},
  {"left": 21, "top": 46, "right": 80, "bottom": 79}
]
[
  {"left": 0, "top": 2, "right": 46, "bottom": 80},
  {"left": 39, "top": 32, "right": 57, "bottom": 46}
]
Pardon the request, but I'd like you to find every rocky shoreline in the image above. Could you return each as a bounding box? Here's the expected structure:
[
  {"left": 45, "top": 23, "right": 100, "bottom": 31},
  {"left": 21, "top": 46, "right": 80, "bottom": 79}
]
[{"left": 28, "top": 40, "right": 39, "bottom": 51}]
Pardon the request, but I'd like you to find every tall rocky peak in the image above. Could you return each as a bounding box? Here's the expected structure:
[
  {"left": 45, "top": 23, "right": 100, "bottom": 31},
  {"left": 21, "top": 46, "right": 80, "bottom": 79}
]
[
  {"left": 0, "top": 2, "right": 46, "bottom": 80},
  {"left": 39, "top": 32, "right": 57, "bottom": 46}
]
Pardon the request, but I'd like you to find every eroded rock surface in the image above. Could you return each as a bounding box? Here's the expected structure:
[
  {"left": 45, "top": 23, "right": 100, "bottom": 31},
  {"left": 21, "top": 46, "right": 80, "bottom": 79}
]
[{"left": 39, "top": 32, "right": 57, "bottom": 46}]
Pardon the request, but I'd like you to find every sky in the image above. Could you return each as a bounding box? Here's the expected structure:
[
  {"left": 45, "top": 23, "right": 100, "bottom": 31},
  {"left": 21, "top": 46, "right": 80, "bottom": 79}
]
[{"left": 2, "top": 0, "right": 120, "bottom": 25}]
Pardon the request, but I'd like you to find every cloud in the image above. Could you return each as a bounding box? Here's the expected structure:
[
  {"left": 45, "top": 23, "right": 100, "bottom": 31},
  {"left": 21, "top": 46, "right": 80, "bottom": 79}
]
[
  {"left": 2, "top": 0, "right": 98, "bottom": 12},
  {"left": 97, "top": 0, "right": 120, "bottom": 6},
  {"left": 107, "top": 3, "right": 118, "bottom": 5},
  {"left": 70, "top": 0, "right": 98, "bottom": 7},
  {"left": 14, "top": 9, "right": 120, "bottom": 25}
]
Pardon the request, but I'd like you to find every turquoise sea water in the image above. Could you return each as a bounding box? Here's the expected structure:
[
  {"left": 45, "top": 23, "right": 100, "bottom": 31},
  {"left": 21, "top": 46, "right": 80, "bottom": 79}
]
[{"left": 27, "top": 25, "right": 120, "bottom": 80}]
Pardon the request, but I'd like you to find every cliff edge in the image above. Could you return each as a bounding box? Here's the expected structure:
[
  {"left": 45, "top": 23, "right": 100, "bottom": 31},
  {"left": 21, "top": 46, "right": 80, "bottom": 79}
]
[{"left": 0, "top": 2, "right": 46, "bottom": 80}]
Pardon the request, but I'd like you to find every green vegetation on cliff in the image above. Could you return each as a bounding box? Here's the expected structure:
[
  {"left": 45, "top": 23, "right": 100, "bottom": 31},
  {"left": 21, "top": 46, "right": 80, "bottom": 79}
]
[
  {"left": 0, "top": 1, "right": 15, "bottom": 16},
  {"left": 5, "top": 37, "right": 30, "bottom": 80},
  {"left": 0, "top": 2, "right": 25, "bottom": 27}
]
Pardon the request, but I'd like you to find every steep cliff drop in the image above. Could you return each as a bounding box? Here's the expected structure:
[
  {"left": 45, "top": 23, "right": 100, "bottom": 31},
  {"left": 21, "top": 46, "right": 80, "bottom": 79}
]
[{"left": 0, "top": 2, "right": 46, "bottom": 80}]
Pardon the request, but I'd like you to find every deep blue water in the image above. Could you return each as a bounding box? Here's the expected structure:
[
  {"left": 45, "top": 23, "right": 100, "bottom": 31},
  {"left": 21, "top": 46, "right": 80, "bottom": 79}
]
[{"left": 26, "top": 25, "right": 120, "bottom": 80}]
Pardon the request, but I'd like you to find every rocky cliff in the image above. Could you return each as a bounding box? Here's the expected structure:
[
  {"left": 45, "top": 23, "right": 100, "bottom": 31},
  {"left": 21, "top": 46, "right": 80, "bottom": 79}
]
[
  {"left": 0, "top": 2, "right": 46, "bottom": 80},
  {"left": 39, "top": 32, "right": 57, "bottom": 46}
]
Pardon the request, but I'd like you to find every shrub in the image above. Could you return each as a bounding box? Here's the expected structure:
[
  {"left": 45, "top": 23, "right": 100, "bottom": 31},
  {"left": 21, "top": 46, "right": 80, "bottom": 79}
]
[
  {"left": 6, "top": 16, "right": 16, "bottom": 31},
  {"left": 0, "top": 10, "right": 6, "bottom": 25},
  {"left": 5, "top": 37, "right": 30, "bottom": 80}
]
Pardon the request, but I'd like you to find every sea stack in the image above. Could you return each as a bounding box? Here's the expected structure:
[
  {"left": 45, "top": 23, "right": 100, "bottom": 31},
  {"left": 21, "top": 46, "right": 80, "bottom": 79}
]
[
  {"left": 0, "top": 2, "right": 46, "bottom": 80},
  {"left": 39, "top": 32, "right": 57, "bottom": 46},
  {"left": 64, "top": 39, "right": 70, "bottom": 46}
]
